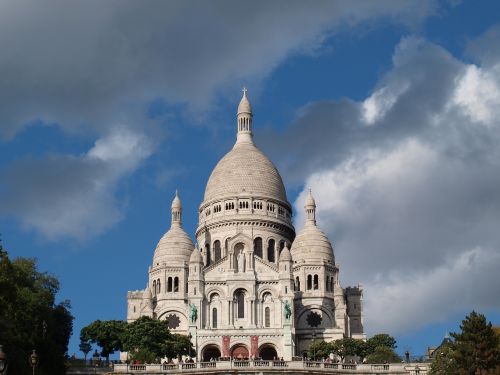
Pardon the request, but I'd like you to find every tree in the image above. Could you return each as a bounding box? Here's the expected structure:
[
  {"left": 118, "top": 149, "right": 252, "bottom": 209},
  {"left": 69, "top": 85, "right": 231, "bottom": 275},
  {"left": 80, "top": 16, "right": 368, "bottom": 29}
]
[
  {"left": 451, "top": 311, "right": 500, "bottom": 374},
  {"left": 330, "top": 338, "right": 359, "bottom": 362},
  {"left": 122, "top": 316, "right": 171, "bottom": 363},
  {"left": 0, "top": 243, "right": 74, "bottom": 375},
  {"left": 366, "top": 334, "right": 397, "bottom": 355},
  {"left": 79, "top": 338, "right": 92, "bottom": 362},
  {"left": 165, "top": 334, "right": 195, "bottom": 360},
  {"left": 307, "top": 340, "right": 331, "bottom": 360},
  {"left": 80, "top": 320, "right": 127, "bottom": 362},
  {"left": 365, "top": 346, "right": 401, "bottom": 364},
  {"left": 429, "top": 343, "right": 457, "bottom": 375}
]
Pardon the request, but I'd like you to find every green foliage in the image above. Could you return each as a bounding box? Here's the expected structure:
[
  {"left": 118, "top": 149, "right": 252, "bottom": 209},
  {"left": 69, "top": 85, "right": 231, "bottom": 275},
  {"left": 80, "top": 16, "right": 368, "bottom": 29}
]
[
  {"left": 164, "top": 334, "right": 195, "bottom": 359},
  {"left": 365, "top": 346, "right": 401, "bottom": 364},
  {"left": 307, "top": 340, "right": 331, "bottom": 360},
  {"left": 80, "top": 319, "right": 127, "bottom": 360},
  {"left": 429, "top": 344, "right": 457, "bottom": 375},
  {"left": 122, "top": 316, "right": 171, "bottom": 362},
  {"left": 366, "top": 334, "right": 397, "bottom": 355},
  {"left": 0, "top": 244, "right": 74, "bottom": 375},
  {"left": 330, "top": 338, "right": 360, "bottom": 360},
  {"left": 451, "top": 311, "right": 500, "bottom": 374},
  {"left": 78, "top": 338, "right": 92, "bottom": 360},
  {"left": 82, "top": 316, "right": 195, "bottom": 363}
]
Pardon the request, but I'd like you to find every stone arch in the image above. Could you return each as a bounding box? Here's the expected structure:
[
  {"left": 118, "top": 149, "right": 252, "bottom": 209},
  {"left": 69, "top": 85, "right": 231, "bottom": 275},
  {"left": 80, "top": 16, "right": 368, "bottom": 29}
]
[
  {"left": 230, "top": 343, "right": 249, "bottom": 359},
  {"left": 201, "top": 344, "right": 221, "bottom": 362},
  {"left": 205, "top": 286, "right": 226, "bottom": 300},
  {"left": 257, "top": 286, "right": 277, "bottom": 301},
  {"left": 259, "top": 343, "right": 278, "bottom": 360}
]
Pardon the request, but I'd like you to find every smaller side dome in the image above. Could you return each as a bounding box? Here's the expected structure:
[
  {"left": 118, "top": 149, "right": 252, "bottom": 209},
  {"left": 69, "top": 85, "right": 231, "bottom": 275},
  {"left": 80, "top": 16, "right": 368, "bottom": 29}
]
[
  {"left": 291, "top": 190, "right": 335, "bottom": 264},
  {"left": 279, "top": 245, "right": 292, "bottom": 262},
  {"left": 153, "top": 191, "right": 194, "bottom": 265},
  {"left": 189, "top": 247, "right": 203, "bottom": 264}
]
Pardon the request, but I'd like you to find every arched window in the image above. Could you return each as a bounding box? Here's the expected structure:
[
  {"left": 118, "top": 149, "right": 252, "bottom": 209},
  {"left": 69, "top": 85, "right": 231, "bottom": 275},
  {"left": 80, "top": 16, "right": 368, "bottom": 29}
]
[
  {"left": 254, "top": 237, "right": 263, "bottom": 258},
  {"left": 205, "top": 244, "right": 211, "bottom": 266},
  {"left": 167, "top": 277, "right": 172, "bottom": 292},
  {"left": 174, "top": 277, "right": 179, "bottom": 292},
  {"left": 194, "top": 287, "right": 196, "bottom": 295},
  {"left": 307, "top": 275, "right": 312, "bottom": 290},
  {"left": 265, "top": 307, "right": 270, "bottom": 327},
  {"left": 267, "top": 239, "right": 275, "bottom": 263},
  {"left": 214, "top": 240, "right": 221, "bottom": 262},
  {"left": 212, "top": 308, "right": 218, "bottom": 328},
  {"left": 330, "top": 277, "right": 334, "bottom": 292},
  {"left": 236, "top": 290, "right": 245, "bottom": 319},
  {"left": 313, "top": 275, "right": 319, "bottom": 290},
  {"left": 326, "top": 276, "right": 330, "bottom": 291},
  {"left": 295, "top": 276, "right": 300, "bottom": 291},
  {"left": 152, "top": 280, "right": 156, "bottom": 296},
  {"left": 157, "top": 279, "right": 161, "bottom": 294}
]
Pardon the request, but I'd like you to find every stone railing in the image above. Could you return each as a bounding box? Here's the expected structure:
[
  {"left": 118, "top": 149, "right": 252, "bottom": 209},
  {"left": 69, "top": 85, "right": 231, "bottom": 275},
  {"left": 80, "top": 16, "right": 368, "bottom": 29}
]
[{"left": 113, "top": 361, "right": 428, "bottom": 374}]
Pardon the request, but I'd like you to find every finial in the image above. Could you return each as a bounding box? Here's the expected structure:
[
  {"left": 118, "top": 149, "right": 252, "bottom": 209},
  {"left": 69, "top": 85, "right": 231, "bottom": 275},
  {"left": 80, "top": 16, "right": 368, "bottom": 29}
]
[{"left": 242, "top": 87, "right": 248, "bottom": 96}]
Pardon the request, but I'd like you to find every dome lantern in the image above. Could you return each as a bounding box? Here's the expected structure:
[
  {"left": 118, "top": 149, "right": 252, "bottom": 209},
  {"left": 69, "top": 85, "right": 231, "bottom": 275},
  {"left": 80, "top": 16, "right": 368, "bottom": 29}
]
[
  {"left": 305, "top": 189, "right": 316, "bottom": 226},
  {"left": 171, "top": 190, "right": 182, "bottom": 227},
  {"left": 236, "top": 87, "right": 253, "bottom": 145}
]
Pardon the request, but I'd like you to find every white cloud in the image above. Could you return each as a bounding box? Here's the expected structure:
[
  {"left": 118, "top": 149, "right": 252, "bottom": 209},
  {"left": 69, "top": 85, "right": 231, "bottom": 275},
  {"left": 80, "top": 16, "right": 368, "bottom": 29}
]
[
  {"left": 288, "top": 33, "right": 500, "bottom": 334},
  {"left": 451, "top": 64, "right": 500, "bottom": 124},
  {"left": 365, "top": 247, "right": 500, "bottom": 333},
  {"left": 0, "top": 128, "right": 153, "bottom": 240}
]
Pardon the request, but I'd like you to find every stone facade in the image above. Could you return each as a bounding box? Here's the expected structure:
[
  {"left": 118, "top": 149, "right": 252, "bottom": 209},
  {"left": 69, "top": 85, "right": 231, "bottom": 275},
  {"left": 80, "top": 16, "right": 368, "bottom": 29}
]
[{"left": 125, "top": 90, "right": 365, "bottom": 362}]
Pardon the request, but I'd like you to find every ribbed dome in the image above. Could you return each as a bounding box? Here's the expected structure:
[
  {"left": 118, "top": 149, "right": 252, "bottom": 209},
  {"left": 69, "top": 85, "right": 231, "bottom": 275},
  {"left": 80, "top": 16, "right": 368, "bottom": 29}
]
[
  {"left": 290, "top": 225, "right": 334, "bottom": 264},
  {"left": 153, "top": 226, "right": 194, "bottom": 265},
  {"left": 290, "top": 190, "right": 334, "bottom": 264},
  {"left": 203, "top": 142, "right": 288, "bottom": 203}
]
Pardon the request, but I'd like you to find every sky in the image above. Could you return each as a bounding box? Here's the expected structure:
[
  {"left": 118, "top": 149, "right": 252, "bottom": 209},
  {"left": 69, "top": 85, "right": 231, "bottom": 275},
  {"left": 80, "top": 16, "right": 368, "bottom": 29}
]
[{"left": 1, "top": 0, "right": 499, "bottom": 358}]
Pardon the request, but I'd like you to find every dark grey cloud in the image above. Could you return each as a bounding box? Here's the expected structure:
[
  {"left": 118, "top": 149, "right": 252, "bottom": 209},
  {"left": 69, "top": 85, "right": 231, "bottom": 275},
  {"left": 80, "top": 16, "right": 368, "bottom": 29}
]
[
  {"left": 0, "top": 0, "right": 435, "bottom": 138},
  {"left": 266, "top": 34, "right": 500, "bottom": 333}
]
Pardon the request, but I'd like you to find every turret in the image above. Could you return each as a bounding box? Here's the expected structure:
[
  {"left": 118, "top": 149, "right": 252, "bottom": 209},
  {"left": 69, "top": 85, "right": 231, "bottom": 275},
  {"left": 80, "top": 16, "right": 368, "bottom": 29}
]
[{"left": 279, "top": 245, "right": 294, "bottom": 297}]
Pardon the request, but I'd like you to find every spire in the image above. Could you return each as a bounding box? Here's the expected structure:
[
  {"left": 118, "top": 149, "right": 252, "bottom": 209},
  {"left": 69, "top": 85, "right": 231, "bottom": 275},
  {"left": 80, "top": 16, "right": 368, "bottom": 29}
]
[
  {"left": 171, "top": 190, "right": 182, "bottom": 227},
  {"left": 304, "top": 189, "right": 316, "bottom": 226},
  {"left": 236, "top": 87, "right": 254, "bottom": 145}
]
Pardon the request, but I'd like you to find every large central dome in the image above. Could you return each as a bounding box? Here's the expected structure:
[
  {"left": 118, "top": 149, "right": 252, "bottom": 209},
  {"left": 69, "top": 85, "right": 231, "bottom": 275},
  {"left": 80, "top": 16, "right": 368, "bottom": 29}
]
[
  {"left": 203, "top": 89, "right": 289, "bottom": 205},
  {"left": 204, "top": 142, "right": 288, "bottom": 203}
]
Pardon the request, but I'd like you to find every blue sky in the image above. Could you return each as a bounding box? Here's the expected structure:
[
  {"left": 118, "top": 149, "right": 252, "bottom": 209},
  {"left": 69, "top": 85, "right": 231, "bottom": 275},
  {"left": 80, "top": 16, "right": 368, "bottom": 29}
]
[{"left": 1, "top": 0, "right": 500, "bottom": 358}]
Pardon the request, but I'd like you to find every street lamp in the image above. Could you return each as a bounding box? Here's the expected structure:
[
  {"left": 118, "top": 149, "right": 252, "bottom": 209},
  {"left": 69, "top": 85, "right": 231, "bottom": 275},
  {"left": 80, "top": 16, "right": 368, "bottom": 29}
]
[
  {"left": 312, "top": 329, "right": 317, "bottom": 361},
  {"left": 0, "top": 345, "right": 7, "bottom": 375},
  {"left": 29, "top": 350, "right": 38, "bottom": 375}
]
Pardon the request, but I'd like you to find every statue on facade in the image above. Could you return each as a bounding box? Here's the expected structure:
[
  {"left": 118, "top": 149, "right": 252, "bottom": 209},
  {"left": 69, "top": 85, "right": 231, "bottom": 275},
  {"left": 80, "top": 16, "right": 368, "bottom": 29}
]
[
  {"left": 283, "top": 300, "right": 292, "bottom": 322},
  {"left": 237, "top": 251, "right": 245, "bottom": 272},
  {"left": 189, "top": 303, "right": 197, "bottom": 324}
]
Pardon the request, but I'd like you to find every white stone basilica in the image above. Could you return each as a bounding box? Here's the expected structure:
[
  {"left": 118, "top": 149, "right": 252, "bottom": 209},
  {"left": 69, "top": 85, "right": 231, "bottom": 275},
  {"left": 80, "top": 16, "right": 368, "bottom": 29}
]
[{"left": 126, "top": 90, "right": 365, "bottom": 362}]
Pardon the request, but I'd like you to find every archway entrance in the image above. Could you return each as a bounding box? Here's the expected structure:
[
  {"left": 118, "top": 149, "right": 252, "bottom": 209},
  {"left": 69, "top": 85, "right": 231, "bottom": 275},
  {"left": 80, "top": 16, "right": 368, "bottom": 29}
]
[
  {"left": 259, "top": 344, "right": 278, "bottom": 360},
  {"left": 231, "top": 344, "right": 249, "bottom": 359},
  {"left": 202, "top": 345, "right": 221, "bottom": 362}
]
